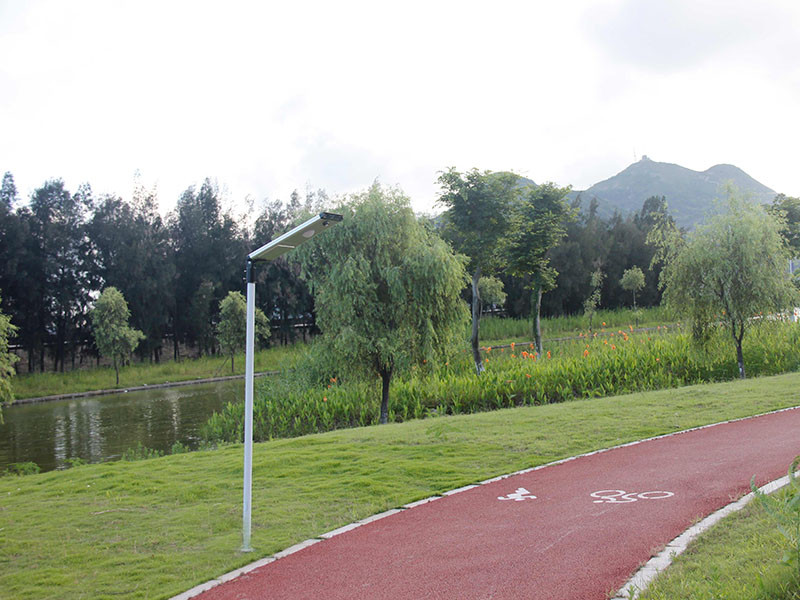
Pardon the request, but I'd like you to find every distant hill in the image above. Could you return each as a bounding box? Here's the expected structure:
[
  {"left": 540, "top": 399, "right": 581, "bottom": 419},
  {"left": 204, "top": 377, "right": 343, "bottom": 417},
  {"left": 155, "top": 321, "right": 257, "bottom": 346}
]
[{"left": 571, "top": 157, "right": 776, "bottom": 228}]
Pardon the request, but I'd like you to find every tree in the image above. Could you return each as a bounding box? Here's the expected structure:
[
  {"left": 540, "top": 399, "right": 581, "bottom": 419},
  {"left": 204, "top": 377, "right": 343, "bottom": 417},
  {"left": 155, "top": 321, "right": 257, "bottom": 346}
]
[
  {"left": 297, "top": 184, "right": 469, "bottom": 424},
  {"left": 662, "top": 189, "right": 798, "bottom": 378},
  {"left": 0, "top": 291, "right": 18, "bottom": 418},
  {"left": 768, "top": 194, "right": 800, "bottom": 256},
  {"left": 91, "top": 287, "right": 145, "bottom": 385},
  {"left": 583, "top": 268, "right": 605, "bottom": 333},
  {"left": 620, "top": 266, "right": 645, "bottom": 309},
  {"left": 437, "top": 168, "right": 519, "bottom": 374},
  {"left": 502, "top": 182, "right": 574, "bottom": 355},
  {"left": 217, "top": 291, "right": 269, "bottom": 373}
]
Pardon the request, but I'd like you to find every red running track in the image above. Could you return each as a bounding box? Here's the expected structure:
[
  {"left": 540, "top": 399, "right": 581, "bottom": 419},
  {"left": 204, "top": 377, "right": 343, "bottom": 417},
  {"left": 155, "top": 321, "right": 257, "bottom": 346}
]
[{"left": 195, "top": 408, "right": 800, "bottom": 600}]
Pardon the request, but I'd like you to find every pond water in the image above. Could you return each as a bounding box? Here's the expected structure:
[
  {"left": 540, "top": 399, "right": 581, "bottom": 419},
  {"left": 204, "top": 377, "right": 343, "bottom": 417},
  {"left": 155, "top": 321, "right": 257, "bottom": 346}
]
[{"left": 0, "top": 379, "right": 246, "bottom": 473}]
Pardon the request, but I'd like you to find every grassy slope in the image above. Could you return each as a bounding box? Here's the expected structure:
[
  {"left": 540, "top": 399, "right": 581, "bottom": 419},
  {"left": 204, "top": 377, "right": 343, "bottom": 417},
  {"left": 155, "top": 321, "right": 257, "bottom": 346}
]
[
  {"left": 2, "top": 372, "right": 800, "bottom": 599},
  {"left": 640, "top": 490, "right": 800, "bottom": 600}
]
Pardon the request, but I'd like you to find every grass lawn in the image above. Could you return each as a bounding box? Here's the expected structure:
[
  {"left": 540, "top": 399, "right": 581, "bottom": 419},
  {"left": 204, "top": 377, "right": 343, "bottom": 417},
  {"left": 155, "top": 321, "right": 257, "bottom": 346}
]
[
  {"left": 640, "top": 487, "right": 800, "bottom": 600},
  {"left": 2, "top": 371, "right": 800, "bottom": 599}
]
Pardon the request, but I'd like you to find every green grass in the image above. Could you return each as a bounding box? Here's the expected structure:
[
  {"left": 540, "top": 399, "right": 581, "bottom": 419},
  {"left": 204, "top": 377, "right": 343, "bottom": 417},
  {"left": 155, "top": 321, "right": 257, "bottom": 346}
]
[
  {"left": 2, "top": 372, "right": 800, "bottom": 599},
  {"left": 11, "top": 344, "right": 306, "bottom": 400},
  {"left": 9, "top": 307, "right": 673, "bottom": 401},
  {"left": 478, "top": 306, "right": 672, "bottom": 345},
  {"left": 640, "top": 488, "right": 800, "bottom": 599}
]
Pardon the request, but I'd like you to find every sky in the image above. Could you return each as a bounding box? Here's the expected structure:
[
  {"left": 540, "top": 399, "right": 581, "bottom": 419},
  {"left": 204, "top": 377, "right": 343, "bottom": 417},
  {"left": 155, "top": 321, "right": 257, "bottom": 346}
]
[{"left": 1, "top": 0, "right": 799, "bottom": 218}]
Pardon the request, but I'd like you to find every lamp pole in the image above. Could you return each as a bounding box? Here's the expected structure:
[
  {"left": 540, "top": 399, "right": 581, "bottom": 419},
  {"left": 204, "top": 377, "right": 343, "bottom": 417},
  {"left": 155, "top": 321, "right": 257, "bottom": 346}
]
[{"left": 241, "top": 212, "right": 342, "bottom": 552}]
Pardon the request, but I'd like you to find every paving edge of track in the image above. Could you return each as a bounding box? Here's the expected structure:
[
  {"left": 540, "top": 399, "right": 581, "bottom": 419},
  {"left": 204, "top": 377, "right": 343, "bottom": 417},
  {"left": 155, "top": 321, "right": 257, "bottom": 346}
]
[{"left": 169, "top": 405, "right": 800, "bottom": 600}]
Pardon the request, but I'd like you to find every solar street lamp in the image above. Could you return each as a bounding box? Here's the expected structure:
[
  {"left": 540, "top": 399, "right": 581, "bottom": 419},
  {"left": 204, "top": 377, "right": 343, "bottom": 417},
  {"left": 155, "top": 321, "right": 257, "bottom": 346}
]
[{"left": 241, "top": 212, "right": 343, "bottom": 552}]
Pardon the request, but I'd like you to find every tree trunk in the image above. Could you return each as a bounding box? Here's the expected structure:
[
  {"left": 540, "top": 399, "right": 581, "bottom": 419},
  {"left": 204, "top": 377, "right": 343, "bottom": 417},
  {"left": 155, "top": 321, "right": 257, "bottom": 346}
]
[
  {"left": 471, "top": 267, "right": 484, "bottom": 375},
  {"left": 730, "top": 319, "right": 746, "bottom": 379},
  {"left": 231, "top": 354, "right": 235, "bottom": 374},
  {"left": 632, "top": 290, "right": 637, "bottom": 310},
  {"left": 379, "top": 368, "right": 392, "bottom": 424},
  {"left": 114, "top": 357, "right": 120, "bottom": 386},
  {"left": 531, "top": 284, "right": 543, "bottom": 356},
  {"left": 736, "top": 340, "right": 745, "bottom": 379}
]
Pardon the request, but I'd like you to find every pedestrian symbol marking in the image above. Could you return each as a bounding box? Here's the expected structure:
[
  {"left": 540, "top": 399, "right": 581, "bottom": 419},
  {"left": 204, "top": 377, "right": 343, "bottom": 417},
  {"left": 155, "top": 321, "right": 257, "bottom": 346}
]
[
  {"left": 591, "top": 490, "right": 674, "bottom": 504},
  {"left": 498, "top": 487, "right": 537, "bottom": 501}
]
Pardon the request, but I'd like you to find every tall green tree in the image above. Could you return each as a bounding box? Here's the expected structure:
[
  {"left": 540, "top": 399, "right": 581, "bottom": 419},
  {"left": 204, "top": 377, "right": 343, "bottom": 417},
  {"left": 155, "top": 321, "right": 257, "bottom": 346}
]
[
  {"left": 169, "top": 179, "right": 249, "bottom": 358},
  {"left": 436, "top": 168, "right": 518, "bottom": 374},
  {"left": 89, "top": 181, "right": 174, "bottom": 362},
  {"left": 0, "top": 291, "right": 18, "bottom": 417},
  {"left": 21, "top": 180, "right": 95, "bottom": 372},
  {"left": 663, "top": 189, "right": 798, "bottom": 378},
  {"left": 502, "top": 182, "right": 574, "bottom": 355},
  {"left": 297, "top": 184, "right": 469, "bottom": 424},
  {"left": 91, "top": 287, "right": 144, "bottom": 386}
]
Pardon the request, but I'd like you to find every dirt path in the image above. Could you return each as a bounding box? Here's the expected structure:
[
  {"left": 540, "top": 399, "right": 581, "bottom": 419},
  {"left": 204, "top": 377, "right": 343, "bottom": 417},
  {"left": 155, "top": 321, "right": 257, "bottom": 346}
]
[{"left": 190, "top": 407, "right": 800, "bottom": 600}]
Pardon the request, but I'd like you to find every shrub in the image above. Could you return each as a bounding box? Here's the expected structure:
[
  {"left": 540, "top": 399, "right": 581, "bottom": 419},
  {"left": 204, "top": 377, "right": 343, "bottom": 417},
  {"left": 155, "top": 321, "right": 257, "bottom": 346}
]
[
  {"left": 121, "top": 443, "right": 164, "bottom": 461},
  {"left": 4, "top": 462, "right": 40, "bottom": 476}
]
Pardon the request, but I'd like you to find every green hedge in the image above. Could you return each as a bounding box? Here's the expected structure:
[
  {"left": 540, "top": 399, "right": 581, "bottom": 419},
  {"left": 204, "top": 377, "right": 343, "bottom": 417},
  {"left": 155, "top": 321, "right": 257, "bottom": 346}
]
[{"left": 201, "top": 321, "right": 800, "bottom": 444}]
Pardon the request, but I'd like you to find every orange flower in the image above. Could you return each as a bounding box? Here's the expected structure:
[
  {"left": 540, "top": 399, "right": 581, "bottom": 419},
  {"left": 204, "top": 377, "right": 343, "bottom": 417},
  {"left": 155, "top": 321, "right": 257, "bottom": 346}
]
[
  {"left": 610, "top": 333, "right": 614, "bottom": 337},
  {"left": 629, "top": 325, "right": 633, "bottom": 332},
  {"left": 611, "top": 344, "right": 616, "bottom": 350},
  {"left": 330, "top": 377, "right": 337, "bottom": 383},
  {"left": 485, "top": 358, "right": 489, "bottom": 363},
  {"left": 423, "top": 359, "right": 427, "bottom": 363},
  {"left": 526, "top": 373, "right": 532, "bottom": 378},
  {"left": 656, "top": 358, "right": 660, "bottom": 362},
  {"left": 501, "top": 348, "right": 505, "bottom": 353},
  {"left": 604, "top": 340, "right": 608, "bottom": 345},
  {"left": 487, "top": 347, "right": 492, "bottom": 352},
  {"left": 530, "top": 343, "right": 534, "bottom": 349},
  {"left": 511, "top": 342, "right": 515, "bottom": 349},
  {"left": 547, "top": 351, "right": 551, "bottom": 359},
  {"left": 583, "top": 349, "right": 589, "bottom": 357},
  {"left": 511, "top": 354, "right": 516, "bottom": 358},
  {"left": 522, "top": 351, "right": 529, "bottom": 358},
  {"left": 445, "top": 361, "right": 449, "bottom": 366},
  {"left": 323, "top": 397, "right": 327, "bottom": 402},
  {"left": 602, "top": 322, "right": 606, "bottom": 327}
]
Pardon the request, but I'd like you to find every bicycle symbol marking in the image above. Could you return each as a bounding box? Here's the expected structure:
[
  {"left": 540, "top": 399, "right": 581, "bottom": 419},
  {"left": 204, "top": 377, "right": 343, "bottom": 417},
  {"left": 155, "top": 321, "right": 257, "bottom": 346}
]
[{"left": 591, "top": 489, "right": 674, "bottom": 504}]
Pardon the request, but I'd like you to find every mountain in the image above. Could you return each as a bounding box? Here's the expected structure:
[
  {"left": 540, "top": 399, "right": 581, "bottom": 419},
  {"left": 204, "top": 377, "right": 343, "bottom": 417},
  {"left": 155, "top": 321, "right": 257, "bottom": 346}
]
[{"left": 572, "top": 157, "right": 776, "bottom": 228}]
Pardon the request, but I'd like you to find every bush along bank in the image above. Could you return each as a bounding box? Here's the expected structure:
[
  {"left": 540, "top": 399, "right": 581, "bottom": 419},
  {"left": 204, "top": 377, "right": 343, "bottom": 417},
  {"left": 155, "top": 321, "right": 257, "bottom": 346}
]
[{"left": 201, "top": 320, "right": 800, "bottom": 444}]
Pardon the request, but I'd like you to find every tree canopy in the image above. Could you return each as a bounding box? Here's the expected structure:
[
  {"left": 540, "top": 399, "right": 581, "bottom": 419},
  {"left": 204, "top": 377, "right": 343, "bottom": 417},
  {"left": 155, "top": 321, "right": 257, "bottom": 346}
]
[
  {"left": 662, "top": 189, "right": 798, "bottom": 378},
  {"left": 297, "top": 184, "right": 469, "bottom": 423},
  {"left": 216, "top": 291, "right": 269, "bottom": 373}
]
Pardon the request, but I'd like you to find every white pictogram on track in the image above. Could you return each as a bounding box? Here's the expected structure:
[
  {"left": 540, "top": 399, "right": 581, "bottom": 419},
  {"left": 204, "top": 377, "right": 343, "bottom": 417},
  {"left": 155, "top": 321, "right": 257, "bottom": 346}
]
[
  {"left": 498, "top": 487, "right": 537, "bottom": 501},
  {"left": 591, "top": 490, "right": 674, "bottom": 503}
]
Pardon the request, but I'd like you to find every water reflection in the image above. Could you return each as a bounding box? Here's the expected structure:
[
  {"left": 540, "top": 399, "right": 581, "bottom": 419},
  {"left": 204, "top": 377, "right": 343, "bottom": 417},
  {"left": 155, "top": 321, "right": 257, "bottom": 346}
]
[{"left": 0, "top": 380, "right": 245, "bottom": 473}]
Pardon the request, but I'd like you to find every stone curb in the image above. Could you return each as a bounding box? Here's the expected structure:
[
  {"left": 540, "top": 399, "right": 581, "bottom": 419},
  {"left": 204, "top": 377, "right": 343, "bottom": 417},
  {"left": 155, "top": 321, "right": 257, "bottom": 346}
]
[
  {"left": 169, "top": 404, "right": 800, "bottom": 600},
  {"left": 610, "top": 474, "right": 791, "bottom": 600}
]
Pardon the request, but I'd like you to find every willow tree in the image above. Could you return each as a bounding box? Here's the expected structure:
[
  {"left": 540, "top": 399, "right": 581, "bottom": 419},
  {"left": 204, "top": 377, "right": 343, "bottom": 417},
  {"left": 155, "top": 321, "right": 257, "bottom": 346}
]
[
  {"left": 297, "top": 184, "right": 468, "bottom": 424},
  {"left": 663, "top": 190, "right": 798, "bottom": 378},
  {"left": 502, "top": 183, "right": 574, "bottom": 356},
  {"left": 91, "top": 287, "right": 144, "bottom": 385},
  {"left": 436, "top": 168, "right": 519, "bottom": 374}
]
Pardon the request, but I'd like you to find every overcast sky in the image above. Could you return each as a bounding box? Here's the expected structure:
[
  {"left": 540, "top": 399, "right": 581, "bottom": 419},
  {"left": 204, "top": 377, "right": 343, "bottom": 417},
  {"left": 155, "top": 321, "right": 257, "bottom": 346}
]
[{"left": 1, "top": 0, "right": 798, "bottom": 217}]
